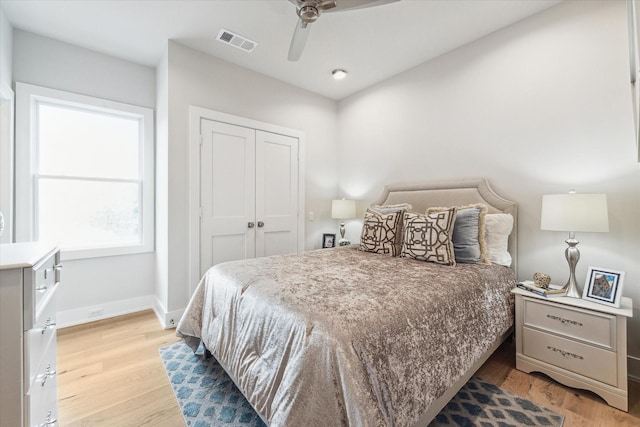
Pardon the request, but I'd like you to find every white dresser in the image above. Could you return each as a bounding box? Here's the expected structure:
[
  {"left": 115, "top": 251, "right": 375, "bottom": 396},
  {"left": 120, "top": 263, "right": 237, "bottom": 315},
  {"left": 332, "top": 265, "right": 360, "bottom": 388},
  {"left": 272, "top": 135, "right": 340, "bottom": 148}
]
[
  {"left": 513, "top": 287, "right": 633, "bottom": 411},
  {"left": 0, "top": 243, "right": 61, "bottom": 427}
]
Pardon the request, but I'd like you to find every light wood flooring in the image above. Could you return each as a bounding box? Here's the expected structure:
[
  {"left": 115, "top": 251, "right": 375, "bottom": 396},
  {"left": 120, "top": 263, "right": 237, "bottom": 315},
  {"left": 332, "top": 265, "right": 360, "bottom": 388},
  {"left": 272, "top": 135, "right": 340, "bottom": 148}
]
[{"left": 57, "top": 309, "right": 640, "bottom": 426}]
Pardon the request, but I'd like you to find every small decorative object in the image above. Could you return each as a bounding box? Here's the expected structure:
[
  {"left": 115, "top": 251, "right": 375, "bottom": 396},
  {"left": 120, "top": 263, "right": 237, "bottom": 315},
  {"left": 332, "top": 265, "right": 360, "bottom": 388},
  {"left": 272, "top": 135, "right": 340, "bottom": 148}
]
[
  {"left": 582, "top": 266, "right": 625, "bottom": 308},
  {"left": 322, "top": 233, "right": 336, "bottom": 249},
  {"left": 331, "top": 198, "right": 356, "bottom": 246},
  {"left": 540, "top": 191, "right": 609, "bottom": 298},
  {"left": 533, "top": 272, "right": 551, "bottom": 288}
]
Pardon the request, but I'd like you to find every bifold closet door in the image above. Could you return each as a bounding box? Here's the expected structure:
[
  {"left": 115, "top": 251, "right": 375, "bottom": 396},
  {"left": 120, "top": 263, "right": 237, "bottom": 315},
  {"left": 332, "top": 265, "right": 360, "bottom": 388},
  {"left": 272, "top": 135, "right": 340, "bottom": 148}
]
[
  {"left": 200, "top": 119, "right": 256, "bottom": 276},
  {"left": 199, "top": 119, "right": 299, "bottom": 277},
  {"left": 255, "top": 130, "right": 298, "bottom": 258}
]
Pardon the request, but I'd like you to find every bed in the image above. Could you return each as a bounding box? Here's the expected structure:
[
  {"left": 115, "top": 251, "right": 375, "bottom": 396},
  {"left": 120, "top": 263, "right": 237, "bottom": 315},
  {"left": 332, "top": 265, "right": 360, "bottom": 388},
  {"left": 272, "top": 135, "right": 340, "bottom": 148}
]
[{"left": 177, "top": 178, "right": 518, "bottom": 427}]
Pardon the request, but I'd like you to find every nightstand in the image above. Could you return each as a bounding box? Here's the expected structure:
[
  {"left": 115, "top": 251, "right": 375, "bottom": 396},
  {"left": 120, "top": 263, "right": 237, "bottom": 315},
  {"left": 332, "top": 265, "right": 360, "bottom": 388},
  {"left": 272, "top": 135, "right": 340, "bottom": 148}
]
[{"left": 512, "top": 287, "right": 633, "bottom": 411}]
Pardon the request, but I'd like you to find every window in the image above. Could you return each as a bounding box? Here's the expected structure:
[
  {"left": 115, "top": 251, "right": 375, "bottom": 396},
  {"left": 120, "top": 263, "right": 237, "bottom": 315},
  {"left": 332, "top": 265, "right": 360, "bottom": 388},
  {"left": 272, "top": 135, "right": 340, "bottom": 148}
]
[{"left": 16, "top": 83, "right": 154, "bottom": 260}]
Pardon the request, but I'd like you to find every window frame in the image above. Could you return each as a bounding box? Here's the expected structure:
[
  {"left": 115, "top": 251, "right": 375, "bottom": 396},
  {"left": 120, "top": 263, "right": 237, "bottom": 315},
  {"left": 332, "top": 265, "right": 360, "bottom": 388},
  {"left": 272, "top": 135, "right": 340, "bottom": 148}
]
[{"left": 15, "top": 82, "right": 154, "bottom": 260}]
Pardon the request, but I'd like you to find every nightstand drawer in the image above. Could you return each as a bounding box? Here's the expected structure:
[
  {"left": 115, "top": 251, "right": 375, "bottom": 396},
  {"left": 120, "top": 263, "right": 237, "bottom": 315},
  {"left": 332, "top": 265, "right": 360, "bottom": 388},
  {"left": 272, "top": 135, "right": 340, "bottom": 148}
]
[
  {"left": 522, "top": 327, "right": 617, "bottom": 386},
  {"left": 523, "top": 298, "right": 615, "bottom": 349}
]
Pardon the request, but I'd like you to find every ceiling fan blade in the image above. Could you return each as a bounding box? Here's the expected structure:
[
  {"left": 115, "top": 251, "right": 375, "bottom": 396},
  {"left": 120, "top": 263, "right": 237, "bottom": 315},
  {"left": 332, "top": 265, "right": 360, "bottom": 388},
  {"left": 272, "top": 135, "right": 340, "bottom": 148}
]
[
  {"left": 318, "top": 1, "right": 337, "bottom": 11},
  {"left": 326, "top": 0, "right": 399, "bottom": 13},
  {"left": 288, "top": 20, "right": 311, "bottom": 62}
]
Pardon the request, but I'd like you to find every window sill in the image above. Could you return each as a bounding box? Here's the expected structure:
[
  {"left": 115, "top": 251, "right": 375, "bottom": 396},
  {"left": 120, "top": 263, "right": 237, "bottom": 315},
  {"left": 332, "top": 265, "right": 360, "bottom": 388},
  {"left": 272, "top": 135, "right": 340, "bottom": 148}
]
[{"left": 59, "top": 242, "right": 154, "bottom": 261}]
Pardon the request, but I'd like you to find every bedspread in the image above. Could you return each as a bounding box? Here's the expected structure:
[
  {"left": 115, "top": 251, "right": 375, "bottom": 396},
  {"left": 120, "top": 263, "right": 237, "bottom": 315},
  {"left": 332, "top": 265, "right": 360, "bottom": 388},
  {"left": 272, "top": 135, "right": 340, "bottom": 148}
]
[{"left": 176, "top": 246, "right": 515, "bottom": 427}]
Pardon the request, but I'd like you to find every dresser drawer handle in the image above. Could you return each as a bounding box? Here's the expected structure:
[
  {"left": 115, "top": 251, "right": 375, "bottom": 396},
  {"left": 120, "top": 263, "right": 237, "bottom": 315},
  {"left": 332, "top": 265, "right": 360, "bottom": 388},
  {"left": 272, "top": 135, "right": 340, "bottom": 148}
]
[
  {"left": 38, "top": 364, "right": 57, "bottom": 387},
  {"left": 547, "top": 345, "right": 583, "bottom": 360},
  {"left": 38, "top": 410, "right": 57, "bottom": 427},
  {"left": 35, "top": 285, "right": 48, "bottom": 292},
  {"left": 43, "top": 264, "right": 63, "bottom": 279},
  {"left": 546, "top": 314, "right": 582, "bottom": 326},
  {"left": 41, "top": 318, "right": 57, "bottom": 334}
]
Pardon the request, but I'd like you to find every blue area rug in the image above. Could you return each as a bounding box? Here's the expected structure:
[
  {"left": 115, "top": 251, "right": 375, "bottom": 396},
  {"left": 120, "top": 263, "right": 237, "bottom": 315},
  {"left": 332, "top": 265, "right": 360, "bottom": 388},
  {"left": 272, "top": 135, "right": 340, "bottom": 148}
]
[{"left": 160, "top": 342, "right": 564, "bottom": 427}]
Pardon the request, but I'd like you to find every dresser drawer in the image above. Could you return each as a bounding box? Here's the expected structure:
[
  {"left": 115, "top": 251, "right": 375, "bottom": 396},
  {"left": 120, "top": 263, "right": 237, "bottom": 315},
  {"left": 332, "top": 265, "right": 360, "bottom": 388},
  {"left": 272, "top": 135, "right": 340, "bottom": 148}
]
[
  {"left": 24, "top": 250, "right": 60, "bottom": 330},
  {"left": 25, "top": 286, "right": 58, "bottom": 390},
  {"left": 26, "top": 329, "right": 58, "bottom": 394},
  {"left": 26, "top": 340, "right": 58, "bottom": 427},
  {"left": 522, "top": 327, "right": 617, "bottom": 386},
  {"left": 523, "top": 297, "right": 615, "bottom": 349},
  {"left": 26, "top": 374, "right": 58, "bottom": 427}
]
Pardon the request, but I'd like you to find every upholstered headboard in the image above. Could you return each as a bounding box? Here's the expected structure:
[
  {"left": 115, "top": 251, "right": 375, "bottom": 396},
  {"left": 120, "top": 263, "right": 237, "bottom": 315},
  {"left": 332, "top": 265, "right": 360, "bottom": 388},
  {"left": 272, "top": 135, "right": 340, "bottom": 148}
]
[{"left": 371, "top": 178, "right": 518, "bottom": 273}]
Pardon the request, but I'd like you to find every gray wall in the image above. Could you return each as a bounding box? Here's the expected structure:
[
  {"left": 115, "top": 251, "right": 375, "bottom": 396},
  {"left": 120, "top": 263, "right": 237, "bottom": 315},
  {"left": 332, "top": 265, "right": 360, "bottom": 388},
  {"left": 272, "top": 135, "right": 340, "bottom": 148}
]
[
  {"left": 156, "top": 41, "right": 339, "bottom": 317},
  {"left": 337, "top": 0, "right": 640, "bottom": 375},
  {"left": 12, "top": 30, "right": 158, "bottom": 324},
  {"left": 0, "top": 8, "right": 11, "bottom": 86}
]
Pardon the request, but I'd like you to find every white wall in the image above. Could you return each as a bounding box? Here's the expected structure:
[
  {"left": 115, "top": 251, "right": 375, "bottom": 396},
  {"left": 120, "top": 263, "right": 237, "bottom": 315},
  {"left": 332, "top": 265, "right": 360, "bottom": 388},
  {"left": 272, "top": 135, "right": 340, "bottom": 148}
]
[
  {"left": 158, "top": 41, "right": 338, "bottom": 319},
  {"left": 338, "top": 0, "right": 640, "bottom": 374},
  {"left": 155, "top": 46, "right": 170, "bottom": 321},
  {"left": 0, "top": 7, "right": 11, "bottom": 85},
  {"left": 12, "top": 30, "right": 158, "bottom": 325},
  {"left": 0, "top": 7, "right": 13, "bottom": 244}
]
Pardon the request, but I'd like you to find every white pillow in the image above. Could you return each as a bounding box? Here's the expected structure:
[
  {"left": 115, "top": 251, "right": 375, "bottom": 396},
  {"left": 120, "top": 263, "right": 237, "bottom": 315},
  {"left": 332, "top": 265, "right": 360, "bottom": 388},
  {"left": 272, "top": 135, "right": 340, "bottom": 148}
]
[{"left": 485, "top": 213, "right": 513, "bottom": 267}]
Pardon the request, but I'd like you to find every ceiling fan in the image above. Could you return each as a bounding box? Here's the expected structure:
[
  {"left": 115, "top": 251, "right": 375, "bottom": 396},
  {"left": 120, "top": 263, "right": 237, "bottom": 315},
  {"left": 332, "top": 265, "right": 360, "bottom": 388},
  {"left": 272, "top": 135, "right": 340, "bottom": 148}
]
[{"left": 287, "top": 0, "right": 399, "bottom": 61}]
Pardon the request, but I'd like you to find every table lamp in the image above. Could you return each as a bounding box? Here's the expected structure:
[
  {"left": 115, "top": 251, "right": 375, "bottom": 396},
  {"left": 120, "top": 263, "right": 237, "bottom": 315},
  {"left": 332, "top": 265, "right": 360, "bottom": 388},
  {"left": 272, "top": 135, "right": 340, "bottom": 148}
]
[
  {"left": 540, "top": 191, "right": 609, "bottom": 298},
  {"left": 331, "top": 199, "right": 356, "bottom": 246}
]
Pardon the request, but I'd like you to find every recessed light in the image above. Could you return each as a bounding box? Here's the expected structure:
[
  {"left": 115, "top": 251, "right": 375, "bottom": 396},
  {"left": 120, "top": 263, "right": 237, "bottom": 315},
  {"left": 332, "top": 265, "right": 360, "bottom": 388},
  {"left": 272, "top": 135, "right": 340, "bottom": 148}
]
[{"left": 332, "top": 69, "right": 347, "bottom": 80}]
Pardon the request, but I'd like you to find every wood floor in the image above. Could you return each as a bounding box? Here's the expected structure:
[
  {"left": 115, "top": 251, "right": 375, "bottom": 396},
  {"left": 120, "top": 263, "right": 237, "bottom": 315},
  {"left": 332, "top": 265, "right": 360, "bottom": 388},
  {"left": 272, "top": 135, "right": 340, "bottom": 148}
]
[{"left": 57, "top": 309, "right": 640, "bottom": 426}]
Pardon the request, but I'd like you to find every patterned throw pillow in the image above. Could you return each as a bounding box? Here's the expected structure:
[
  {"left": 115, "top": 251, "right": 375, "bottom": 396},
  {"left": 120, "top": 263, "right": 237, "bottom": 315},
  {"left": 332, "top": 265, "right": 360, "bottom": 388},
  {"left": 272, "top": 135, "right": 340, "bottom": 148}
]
[
  {"left": 427, "top": 204, "right": 489, "bottom": 264},
  {"left": 359, "top": 208, "right": 404, "bottom": 256},
  {"left": 401, "top": 208, "right": 457, "bottom": 265}
]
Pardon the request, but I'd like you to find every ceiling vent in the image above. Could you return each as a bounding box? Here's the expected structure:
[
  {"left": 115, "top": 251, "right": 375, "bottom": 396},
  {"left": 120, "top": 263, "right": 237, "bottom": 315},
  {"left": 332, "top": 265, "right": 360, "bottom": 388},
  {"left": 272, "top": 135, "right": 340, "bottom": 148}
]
[{"left": 216, "top": 29, "right": 257, "bottom": 53}]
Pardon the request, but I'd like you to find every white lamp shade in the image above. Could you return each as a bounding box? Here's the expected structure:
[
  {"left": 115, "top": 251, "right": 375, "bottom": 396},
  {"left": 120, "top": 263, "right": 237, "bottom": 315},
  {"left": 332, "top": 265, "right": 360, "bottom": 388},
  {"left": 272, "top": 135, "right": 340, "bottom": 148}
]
[
  {"left": 331, "top": 199, "right": 356, "bottom": 219},
  {"left": 540, "top": 193, "right": 609, "bottom": 232}
]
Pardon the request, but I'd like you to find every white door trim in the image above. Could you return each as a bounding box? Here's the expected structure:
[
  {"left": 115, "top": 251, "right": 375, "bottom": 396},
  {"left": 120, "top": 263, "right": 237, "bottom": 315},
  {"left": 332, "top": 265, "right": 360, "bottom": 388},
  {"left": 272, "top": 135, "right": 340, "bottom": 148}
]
[{"left": 188, "top": 106, "right": 306, "bottom": 297}]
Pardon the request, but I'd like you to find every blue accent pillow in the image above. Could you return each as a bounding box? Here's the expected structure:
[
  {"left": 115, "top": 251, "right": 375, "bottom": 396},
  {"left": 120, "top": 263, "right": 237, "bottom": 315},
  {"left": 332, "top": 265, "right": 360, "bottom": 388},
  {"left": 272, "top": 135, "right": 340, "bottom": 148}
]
[
  {"left": 427, "top": 204, "right": 489, "bottom": 264},
  {"left": 451, "top": 207, "right": 483, "bottom": 263}
]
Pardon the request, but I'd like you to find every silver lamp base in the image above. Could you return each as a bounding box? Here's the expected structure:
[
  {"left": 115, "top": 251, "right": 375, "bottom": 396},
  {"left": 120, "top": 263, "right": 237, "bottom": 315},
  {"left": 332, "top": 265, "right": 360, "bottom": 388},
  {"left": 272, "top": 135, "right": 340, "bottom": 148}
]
[{"left": 562, "top": 232, "right": 582, "bottom": 298}]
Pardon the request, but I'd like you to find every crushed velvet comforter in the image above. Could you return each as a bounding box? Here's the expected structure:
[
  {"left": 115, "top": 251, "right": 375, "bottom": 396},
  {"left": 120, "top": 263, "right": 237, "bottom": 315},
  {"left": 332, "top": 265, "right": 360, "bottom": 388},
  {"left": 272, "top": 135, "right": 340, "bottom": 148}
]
[{"left": 177, "top": 246, "right": 516, "bottom": 427}]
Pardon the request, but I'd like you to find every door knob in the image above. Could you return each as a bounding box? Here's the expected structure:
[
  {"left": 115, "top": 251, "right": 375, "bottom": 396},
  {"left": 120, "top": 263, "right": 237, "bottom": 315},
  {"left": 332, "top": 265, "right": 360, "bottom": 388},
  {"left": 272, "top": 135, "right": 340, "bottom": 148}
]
[
  {"left": 248, "top": 222, "right": 255, "bottom": 228},
  {"left": 257, "top": 221, "right": 264, "bottom": 228}
]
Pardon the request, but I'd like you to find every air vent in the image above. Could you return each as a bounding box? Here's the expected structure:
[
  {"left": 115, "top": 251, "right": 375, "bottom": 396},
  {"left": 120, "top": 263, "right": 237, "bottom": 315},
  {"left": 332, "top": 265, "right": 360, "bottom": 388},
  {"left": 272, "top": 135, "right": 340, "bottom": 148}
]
[{"left": 216, "top": 29, "right": 258, "bottom": 53}]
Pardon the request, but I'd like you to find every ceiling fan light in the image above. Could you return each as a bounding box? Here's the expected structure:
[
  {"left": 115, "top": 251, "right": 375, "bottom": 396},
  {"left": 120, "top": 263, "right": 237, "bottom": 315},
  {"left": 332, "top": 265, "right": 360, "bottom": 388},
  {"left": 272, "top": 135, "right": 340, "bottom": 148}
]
[{"left": 332, "top": 69, "right": 347, "bottom": 80}]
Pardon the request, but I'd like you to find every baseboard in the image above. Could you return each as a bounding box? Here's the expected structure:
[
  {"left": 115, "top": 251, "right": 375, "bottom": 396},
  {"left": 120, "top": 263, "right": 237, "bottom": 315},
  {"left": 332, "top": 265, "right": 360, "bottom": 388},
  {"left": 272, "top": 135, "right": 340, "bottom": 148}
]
[
  {"left": 153, "top": 298, "right": 184, "bottom": 330},
  {"left": 57, "top": 295, "right": 156, "bottom": 328},
  {"left": 628, "top": 355, "right": 640, "bottom": 382}
]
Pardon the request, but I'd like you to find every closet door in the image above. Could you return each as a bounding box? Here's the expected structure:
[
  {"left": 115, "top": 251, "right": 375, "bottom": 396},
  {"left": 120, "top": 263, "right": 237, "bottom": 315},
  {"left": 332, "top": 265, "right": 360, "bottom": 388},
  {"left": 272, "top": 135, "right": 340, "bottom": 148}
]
[
  {"left": 200, "top": 119, "right": 256, "bottom": 276},
  {"left": 199, "top": 119, "right": 300, "bottom": 276},
  {"left": 255, "top": 131, "right": 298, "bottom": 258}
]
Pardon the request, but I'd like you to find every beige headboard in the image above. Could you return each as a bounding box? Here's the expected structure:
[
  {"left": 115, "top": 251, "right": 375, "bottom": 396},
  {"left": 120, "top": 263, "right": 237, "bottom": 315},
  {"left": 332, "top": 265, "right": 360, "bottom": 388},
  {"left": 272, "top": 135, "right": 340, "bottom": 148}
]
[{"left": 371, "top": 178, "right": 518, "bottom": 273}]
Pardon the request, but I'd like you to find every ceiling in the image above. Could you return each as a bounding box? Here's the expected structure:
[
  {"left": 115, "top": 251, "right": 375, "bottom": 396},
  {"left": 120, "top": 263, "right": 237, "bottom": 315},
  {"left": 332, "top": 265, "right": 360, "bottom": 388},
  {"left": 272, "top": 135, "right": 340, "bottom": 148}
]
[{"left": 1, "top": 0, "right": 562, "bottom": 100}]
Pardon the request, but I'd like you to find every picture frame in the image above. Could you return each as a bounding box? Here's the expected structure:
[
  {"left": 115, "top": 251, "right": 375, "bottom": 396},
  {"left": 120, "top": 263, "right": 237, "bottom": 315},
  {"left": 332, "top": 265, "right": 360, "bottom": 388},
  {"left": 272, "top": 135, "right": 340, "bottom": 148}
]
[
  {"left": 322, "top": 233, "right": 336, "bottom": 249},
  {"left": 582, "top": 266, "right": 625, "bottom": 308}
]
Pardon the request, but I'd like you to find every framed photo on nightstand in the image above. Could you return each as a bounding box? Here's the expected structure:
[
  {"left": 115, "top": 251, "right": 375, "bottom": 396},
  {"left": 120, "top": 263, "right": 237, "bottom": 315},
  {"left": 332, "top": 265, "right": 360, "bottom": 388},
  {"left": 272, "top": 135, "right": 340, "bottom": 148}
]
[
  {"left": 583, "top": 266, "right": 625, "bottom": 308},
  {"left": 322, "top": 233, "right": 336, "bottom": 248}
]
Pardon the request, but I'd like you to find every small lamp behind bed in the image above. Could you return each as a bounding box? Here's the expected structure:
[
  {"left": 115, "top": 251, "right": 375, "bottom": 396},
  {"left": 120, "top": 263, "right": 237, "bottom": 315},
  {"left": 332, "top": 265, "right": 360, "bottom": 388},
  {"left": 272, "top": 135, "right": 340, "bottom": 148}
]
[
  {"left": 331, "top": 199, "right": 356, "bottom": 246},
  {"left": 540, "top": 191, "right": 609, "bottom": 298}
]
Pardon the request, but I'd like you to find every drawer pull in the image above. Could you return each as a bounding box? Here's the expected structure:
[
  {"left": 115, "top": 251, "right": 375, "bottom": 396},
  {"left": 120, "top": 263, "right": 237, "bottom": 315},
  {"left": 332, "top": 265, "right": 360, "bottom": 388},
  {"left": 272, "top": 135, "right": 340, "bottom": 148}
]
[
  {"left": 38, "top": 411, "right": 57, "bottom": 427},
  {"left": 38, "top": 364, "right": 57, "bottom": 387},
  {"left": 41, "top": 318, "right": 57, "bottom": 334},
  {"left": 547, "top": 345, "right": 583, "bottom": 360},
  {"left": 546, "top": 314, "right": 583, "bottom": 326},
  {"left": 35, "top": 285, "right": 48, "bottom": 292},
  {"left": 44, "top": 264, "right": 63, "bottom": 279}
]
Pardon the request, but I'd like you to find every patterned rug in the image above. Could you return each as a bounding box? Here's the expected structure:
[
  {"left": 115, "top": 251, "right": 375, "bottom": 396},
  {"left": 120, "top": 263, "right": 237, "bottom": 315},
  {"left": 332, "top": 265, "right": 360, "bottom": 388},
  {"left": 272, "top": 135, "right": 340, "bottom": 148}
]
[{"left": 160, "top": 342, "right": 564, "bottom": 427}]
